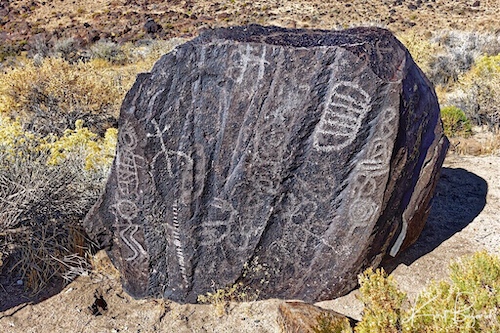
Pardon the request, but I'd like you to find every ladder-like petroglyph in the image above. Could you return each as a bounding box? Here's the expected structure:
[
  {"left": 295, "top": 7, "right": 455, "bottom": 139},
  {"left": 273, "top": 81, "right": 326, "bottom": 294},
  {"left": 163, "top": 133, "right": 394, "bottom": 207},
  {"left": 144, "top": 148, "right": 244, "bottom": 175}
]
[
  {"left": 313, "top": 81, "right": 371, "bottom": 152},
  {"left": 169, "top": 200, "right": 188, "bottom": 286}
]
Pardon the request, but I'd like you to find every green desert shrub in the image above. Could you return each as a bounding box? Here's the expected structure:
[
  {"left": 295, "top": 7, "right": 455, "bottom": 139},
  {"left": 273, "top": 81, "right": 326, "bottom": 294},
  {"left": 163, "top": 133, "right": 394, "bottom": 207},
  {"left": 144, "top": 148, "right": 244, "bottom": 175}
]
[
  {"left": 446, "top": 54, "right": 500, "bottom": 132},
  {"left": 0, "top": 115, "right": 116, "bottom": 293},
  {"left": 313, "top": 312, "right": 354, "bottom": 333},
  {"left": 406, "top": 251, "right": 500, "bottom": 332},
  {"left": 398, "top": 32, "right": 441, "bottom": 75},
  {"left": 355, "top": 251, "right": 500, "bottom": 332},
  {"left": 355, "top": 268, "right": 406, "bottom": 333},
  {"left": 90, "top": 40, "right": 128, "bottom": 65},
  {"left": 440, "top": 105, "right": 473, "bottom": 138},
  {"left": 0, "top": 38, "right": 184, "bottom": 137},
  {"left": 53, "top": 37, "right": 81, "bottom": 62}
]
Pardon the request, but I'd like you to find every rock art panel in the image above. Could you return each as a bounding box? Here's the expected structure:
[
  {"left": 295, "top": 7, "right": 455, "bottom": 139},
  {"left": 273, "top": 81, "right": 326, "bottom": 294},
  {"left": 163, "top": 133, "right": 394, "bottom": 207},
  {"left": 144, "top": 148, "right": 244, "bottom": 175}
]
[{"left": 84, "top": 25, "right": 449, "bottom": 303}]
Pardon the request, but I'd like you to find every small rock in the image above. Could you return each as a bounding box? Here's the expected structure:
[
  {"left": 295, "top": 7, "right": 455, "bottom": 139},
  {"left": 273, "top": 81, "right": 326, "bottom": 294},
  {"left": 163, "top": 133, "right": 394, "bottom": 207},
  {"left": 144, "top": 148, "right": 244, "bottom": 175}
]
[
  {"left": 277, "top": 301, "right": 356, "bottom": 332},
  {"left": 144, "top": 19, "right": 162, "bottom": 34}
]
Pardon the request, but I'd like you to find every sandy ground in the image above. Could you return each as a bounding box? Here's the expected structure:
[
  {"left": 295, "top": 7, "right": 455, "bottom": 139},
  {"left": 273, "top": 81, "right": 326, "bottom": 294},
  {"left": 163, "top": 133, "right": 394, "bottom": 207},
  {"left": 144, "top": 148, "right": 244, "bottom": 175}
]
[{"left": 1, "top": 152, "right": 499, "bottom": 332}]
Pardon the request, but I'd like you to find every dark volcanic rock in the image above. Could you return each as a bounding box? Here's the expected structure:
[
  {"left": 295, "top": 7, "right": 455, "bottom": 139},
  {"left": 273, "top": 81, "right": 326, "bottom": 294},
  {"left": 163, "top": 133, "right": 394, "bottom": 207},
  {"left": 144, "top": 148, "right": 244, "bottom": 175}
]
[
  {"left": 144, "top": 19, "right": 162, "bottom": 34},
  {"left": 84, "top": 25, "right": 449, "bottom": 303}
]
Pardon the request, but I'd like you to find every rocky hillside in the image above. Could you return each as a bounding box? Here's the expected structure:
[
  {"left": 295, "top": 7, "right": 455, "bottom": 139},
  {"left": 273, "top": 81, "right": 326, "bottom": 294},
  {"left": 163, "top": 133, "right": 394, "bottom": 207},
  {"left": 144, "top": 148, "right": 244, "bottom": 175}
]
[{"left": 1, "top": 0, "right": 500, "bottom": 57}]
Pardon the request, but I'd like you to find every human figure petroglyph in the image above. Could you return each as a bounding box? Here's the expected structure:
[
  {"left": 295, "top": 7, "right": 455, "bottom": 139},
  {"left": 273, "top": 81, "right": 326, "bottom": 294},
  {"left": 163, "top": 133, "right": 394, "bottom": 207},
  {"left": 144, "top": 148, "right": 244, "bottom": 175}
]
[
  {"left": 147, "top": 118, "right": 199, "bottom": 205},
  {"left": 313, "top": 81, "right": 371, "bottom": 152},
  {"left": 147, "top": 119, "right": 174, "bottom": 178}
]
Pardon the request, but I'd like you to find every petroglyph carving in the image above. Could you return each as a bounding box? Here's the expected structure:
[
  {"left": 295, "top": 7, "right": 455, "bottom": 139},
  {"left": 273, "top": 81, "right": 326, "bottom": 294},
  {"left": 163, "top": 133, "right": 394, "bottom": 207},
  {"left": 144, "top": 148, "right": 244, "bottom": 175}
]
[
  {"left": 116, "top": 123, "right": 142, "bottom": 197},
  {"left": 285, "top": 193, "right": 319, "bottom": 225},
  {"left": 112, "top": 123, "right": 147, "bottom": 262},
  {"left": 348, "top": 198, "right": 379, "bottom": 234},
  {"left": 227, "top": 44, "right": 269, "bottom": 83},
  {"left": 201, "top": 198, "right": 237, "bottom": 246},
  {"left": 314, "top": 81, "right": 371, "bottom": 152},
  {"left": 170, "top": 200, "right": 188, "bottom": 286},
  {"left": 112, "top": 199, "right": 139, "bottom": 220},
  {"left": 83, "top": 25, "right": 449, "bottom": 304},
  {"left": 118, "top": 220, "right": 148, "bottom": 262},
  {"left": 359, "top": 139, "right": 392, "bottom": 176},
  {"left": 345, "top": 105, "right": 398, "bottom": 236}
]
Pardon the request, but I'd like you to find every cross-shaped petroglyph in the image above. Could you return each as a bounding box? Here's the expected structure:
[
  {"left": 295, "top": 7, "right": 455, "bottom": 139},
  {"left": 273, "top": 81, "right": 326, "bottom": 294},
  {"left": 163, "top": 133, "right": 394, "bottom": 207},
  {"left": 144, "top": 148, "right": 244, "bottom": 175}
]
[{"left": 147, "top": 119, "right": 193, "bottom": 180}]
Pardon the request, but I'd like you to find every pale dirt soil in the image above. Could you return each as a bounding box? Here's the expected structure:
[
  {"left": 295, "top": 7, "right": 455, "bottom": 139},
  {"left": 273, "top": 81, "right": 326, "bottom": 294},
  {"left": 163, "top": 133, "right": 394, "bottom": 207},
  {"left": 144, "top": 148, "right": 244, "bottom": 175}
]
[{"left": 1, "top": 151, "right": 499, "bottom": 332}]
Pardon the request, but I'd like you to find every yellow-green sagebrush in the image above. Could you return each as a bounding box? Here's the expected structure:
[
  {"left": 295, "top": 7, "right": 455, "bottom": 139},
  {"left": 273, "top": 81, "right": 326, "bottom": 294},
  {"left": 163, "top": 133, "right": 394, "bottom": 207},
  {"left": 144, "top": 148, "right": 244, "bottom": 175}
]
[
  {"left": 0, "top": 115, "right": 116, "bottom": 293},
  {"left": 355, "top": 251, "right": 500, "bottom": 332}
]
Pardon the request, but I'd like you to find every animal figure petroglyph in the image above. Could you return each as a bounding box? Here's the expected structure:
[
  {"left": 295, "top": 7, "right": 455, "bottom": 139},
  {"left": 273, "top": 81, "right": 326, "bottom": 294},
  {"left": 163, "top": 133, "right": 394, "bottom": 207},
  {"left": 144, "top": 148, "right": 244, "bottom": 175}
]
[{"left": 313, "top": 81, "right": 371, "bottom": 152}]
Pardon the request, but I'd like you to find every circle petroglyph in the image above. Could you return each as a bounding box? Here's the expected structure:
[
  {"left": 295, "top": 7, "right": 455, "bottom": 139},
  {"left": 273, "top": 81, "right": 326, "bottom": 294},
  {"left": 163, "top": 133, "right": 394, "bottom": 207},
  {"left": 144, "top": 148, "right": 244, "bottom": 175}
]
[
  {"left": 348, "top": 198, "right": 378, "bottom": 222},
  {"left": 119, "top": 126, "right": 138, "bottom": 149},
  {"left": 114, "top": 200, "right": 139, "bottom": 220}
]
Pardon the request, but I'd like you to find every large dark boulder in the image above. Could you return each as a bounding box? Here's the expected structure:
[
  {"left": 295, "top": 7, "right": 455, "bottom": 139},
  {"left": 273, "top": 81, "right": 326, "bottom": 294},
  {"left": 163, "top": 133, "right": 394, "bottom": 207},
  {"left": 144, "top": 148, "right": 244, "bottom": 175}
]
[{"left": 84, "top": 25, "right": 449, "bottom": 303}]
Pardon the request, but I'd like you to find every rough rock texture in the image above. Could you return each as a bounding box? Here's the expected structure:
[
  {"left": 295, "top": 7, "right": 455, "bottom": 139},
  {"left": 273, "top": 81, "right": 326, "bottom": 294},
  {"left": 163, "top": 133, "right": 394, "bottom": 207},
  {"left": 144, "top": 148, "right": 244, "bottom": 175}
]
[
  {"left": 277, "top": 301, "right": 356, "bottom": 332},
  {"left": 84, "top": 25, "right": 449, "bottom": 303}
]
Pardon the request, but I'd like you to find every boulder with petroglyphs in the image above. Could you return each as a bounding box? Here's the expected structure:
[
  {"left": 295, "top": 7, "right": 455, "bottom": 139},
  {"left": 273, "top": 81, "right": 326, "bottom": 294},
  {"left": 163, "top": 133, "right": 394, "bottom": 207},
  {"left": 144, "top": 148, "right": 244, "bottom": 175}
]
[{"left": 84, "top": 25, "right": 449, "bottom": 303}]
